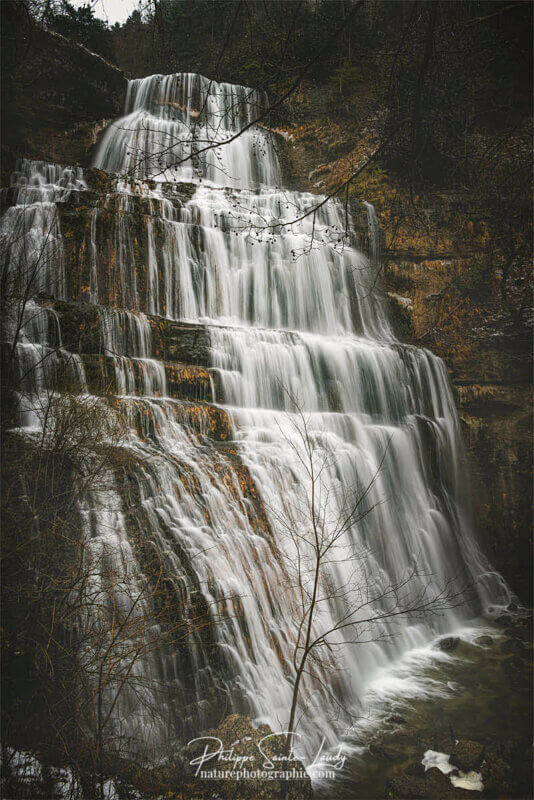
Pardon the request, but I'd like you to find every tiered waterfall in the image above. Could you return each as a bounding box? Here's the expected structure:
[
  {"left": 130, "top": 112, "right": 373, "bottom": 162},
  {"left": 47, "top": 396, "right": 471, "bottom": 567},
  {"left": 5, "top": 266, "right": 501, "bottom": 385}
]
[{"left": 1, "top": 73, "right": 510, "bottom": 763}]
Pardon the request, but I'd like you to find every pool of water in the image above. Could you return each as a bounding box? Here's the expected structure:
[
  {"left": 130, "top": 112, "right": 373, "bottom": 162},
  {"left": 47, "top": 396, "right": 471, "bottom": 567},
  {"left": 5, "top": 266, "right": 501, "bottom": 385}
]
[{"left": 314, "top": 618, "right": 532, "bottom": 799}]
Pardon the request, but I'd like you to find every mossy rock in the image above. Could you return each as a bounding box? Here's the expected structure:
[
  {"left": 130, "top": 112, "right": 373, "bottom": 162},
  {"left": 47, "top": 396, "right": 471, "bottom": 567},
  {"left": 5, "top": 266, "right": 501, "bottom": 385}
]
[{"left": 185, "top": 714, "right": 313, "bottom": 800}]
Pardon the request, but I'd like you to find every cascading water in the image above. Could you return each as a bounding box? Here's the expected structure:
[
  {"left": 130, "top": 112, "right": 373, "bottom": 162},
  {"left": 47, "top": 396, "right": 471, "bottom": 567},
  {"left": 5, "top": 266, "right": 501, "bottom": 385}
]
[
  {"left": 99, "top": 308, "right": 167, "bottom": 396},
  {"left": 2, "top": 72, "right": 511, "bottom": 771},
  {"left": 0, "top": 160, "right": 85, "bottom": 301},
  {"left": 96, "top": 73, "right": 277, "bottom": 187}
]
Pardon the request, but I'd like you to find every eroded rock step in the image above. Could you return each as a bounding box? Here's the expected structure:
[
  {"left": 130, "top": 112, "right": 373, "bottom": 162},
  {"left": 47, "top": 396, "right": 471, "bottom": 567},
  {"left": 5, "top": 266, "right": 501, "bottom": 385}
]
[
  {"left": 36, "top": 298, "right": 212, "bottom": 365},
  {"left": 76, "top": 354, "right": 213, "bottom": 402},
  {"left": 111, "top": 396, "right": 234, "bottom": 444}
]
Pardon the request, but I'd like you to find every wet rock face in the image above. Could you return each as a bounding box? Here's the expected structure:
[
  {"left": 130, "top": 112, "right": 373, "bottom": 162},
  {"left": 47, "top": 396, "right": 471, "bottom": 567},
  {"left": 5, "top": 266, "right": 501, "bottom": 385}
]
[
  {"left": 30, "top": 187, "right": 209, "bottom": 319},
  {"left": 154, "top": 321, "right": 211, "bottom": 367},
  {"left": 460, "top": 400, "right": 532, "bottom": 604},
  {"left": 384, "top": 255, "right": 532, "bottom": 603},
  {"left": 44, "top": 299, "right": 212, "bottom": 370}
]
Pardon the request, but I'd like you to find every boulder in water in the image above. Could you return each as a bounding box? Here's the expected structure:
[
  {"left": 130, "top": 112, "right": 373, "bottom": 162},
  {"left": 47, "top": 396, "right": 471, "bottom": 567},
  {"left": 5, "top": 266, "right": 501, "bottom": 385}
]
[
  {"left": 436, "top": 636, "right": 460, "bottom": 651},
  {"left": 405, "top": 760, "right": 426, "bottom": 777},
  {"left": 450, "top": 740, "right": 485, "bottom": 772},
  {"left": 388, "top": 714, "right": 407, "bottom": 725},
  {"left": 387, "top": 765, "right": 475, "bottom": 798}
]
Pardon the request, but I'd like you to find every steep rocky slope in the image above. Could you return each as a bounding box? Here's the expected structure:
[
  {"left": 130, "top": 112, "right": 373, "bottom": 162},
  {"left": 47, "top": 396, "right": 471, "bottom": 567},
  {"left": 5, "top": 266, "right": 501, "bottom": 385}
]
[{"left": 1, "top": 7, "right": 126, "bottom": 181}]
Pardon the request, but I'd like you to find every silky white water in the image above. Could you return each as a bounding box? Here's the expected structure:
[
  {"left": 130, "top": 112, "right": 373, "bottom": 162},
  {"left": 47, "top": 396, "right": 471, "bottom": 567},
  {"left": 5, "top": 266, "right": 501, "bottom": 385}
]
[{"left": 2, "top": 73, "right": 511, "bottom": 766}]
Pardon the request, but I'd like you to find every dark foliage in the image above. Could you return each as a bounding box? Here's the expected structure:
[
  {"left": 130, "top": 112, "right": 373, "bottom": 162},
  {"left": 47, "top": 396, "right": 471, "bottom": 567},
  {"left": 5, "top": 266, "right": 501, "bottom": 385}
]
[
  {"left": 106, "top": 1, "right": 532, "bottom": 190},
  {"left": 34, "top": 0, "right": 115, "bottom": 61}
]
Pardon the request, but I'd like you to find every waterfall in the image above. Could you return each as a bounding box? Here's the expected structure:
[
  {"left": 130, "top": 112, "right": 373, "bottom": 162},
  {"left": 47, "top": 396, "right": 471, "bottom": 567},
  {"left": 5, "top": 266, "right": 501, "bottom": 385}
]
[
  {"left": 363, "top": 199, "right": 380, "bottom": 266},
  {"left": 2, "top": 73, "right": 511, "bottom": 766},
  {"left": 0, "top": 160, "right": 84, "bottom": 302},
  {"left": 99, "top": 308, "right": 167, "bottom": 397},
  {"left": 95, "top": 73, "right": 278, "bottom": 187}
]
